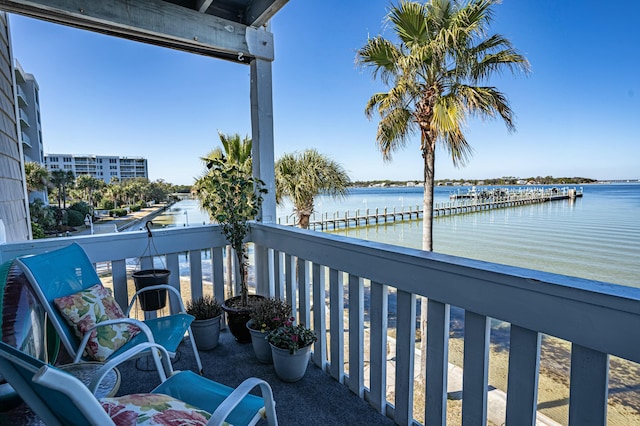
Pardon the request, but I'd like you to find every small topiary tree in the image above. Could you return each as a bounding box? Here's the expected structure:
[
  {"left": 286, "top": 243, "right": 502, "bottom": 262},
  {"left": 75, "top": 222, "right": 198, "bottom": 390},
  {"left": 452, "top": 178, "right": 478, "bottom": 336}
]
[{"left": 194, "top": 158, "right": 267, "bottom": 307}]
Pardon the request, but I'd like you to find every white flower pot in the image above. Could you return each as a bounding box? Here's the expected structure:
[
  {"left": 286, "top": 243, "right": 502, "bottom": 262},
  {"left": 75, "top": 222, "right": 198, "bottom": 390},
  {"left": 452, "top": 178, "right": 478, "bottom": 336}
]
[
  {"left": 190, "top": 316, "right": 221, "bottom": 350},
  {"left": 247, "top": 320, "right": 272, "bottom": 363},
  {"left": 270, "top": 343, "right": 311, "bottom": 382}
]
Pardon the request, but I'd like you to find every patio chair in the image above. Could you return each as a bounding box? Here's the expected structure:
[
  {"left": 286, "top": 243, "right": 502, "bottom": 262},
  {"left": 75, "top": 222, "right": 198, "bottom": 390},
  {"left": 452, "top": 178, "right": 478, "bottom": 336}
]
[
  {"left": 0, "top": 340, "right": 278, "bottom": 425},
  {"left": 15, "top": 243, "right": 203, "bottom": 380}
]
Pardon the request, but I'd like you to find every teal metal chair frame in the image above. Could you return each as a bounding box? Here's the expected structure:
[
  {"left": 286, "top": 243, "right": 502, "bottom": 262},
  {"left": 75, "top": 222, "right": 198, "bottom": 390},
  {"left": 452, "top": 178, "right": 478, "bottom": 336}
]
[
  {"left": 0, "top": 341, "right": 278, "bottom": 425},
  {"left": 15, "top": 243, "right": 203, "bottom": 379}
]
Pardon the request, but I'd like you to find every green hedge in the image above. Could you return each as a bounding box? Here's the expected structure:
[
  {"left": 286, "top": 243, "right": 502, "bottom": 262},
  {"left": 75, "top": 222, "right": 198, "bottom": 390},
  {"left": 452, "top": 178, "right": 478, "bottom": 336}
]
[
  {"left": 66, "top": 209, "right": 84, "bottom": 226},
  {"left": 109, "top": 208, "right": 128, "bottom": 217}
]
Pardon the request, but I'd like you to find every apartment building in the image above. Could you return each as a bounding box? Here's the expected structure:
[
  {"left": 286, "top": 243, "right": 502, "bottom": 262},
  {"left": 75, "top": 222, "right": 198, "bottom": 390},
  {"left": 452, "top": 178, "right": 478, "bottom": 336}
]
[
  {"left": 14, "top": 59, "right": 43, "bottom": 164},
  {"left": 44, "top": 154, "right": 148, "bottom": 183}
]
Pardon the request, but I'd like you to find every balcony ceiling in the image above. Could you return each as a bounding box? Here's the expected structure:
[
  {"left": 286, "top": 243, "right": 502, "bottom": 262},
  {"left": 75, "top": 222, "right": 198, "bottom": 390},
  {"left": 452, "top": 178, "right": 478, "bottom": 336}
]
[{"left": 0, "top": 0, "right": 288, "bottom": 62}]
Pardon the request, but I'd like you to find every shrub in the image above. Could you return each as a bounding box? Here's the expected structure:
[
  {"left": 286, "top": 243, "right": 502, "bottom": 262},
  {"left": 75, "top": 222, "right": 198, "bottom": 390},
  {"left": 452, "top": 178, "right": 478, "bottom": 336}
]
[
  {"left": 29, "top": 200, "right": 56, "bottom": 231},
  {"left": 69, "top": 201, "right": 91, "bottom": 217},
  {"left": 185, "top": 296, "right": 222, "bottom": 320},
  {"left": 109, "top": 208, "right": 128, "bottom": 217},
  {"left": 31, "top": 222, "right": 45, "bottom": 239},
  {"left": 130, "top": 204, "right": 141, "bottom": 212},
  {"left": 66, "top": 209, "right": 84, "bottom": 226},
  {"left": 249, "top": 297, "right": 292, "bottom": 332},
  {"left": 99, "top": 199, "right": 115, "bottom": 210},
  {"left": 267, "top": 319, "right": 317, "bottom": 354}
]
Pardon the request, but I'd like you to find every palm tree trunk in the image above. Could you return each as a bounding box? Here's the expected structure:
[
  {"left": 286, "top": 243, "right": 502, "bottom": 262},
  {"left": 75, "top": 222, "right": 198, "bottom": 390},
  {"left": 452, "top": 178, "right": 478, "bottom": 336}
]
[
  {"left": 299, "top": 213, "right": 310, "bottom": 229},
  {"left": 420, "top": 138, "right": 436, "bottom": 380},
  {"left": 422, "top": 142, "right": 435, "bottom": 252}
]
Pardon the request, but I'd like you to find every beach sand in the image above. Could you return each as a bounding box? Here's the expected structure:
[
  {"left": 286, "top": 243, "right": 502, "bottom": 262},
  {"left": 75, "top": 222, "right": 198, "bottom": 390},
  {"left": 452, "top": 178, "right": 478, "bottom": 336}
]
[{"left": 446, "top": 318, "right": 640, "bottom": 425}]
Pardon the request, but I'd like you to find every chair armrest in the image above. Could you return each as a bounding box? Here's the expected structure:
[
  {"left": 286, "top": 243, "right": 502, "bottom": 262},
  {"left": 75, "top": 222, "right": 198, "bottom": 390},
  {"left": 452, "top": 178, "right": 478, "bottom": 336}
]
[
  {"left": 89, "top": 342, "right": 174, "bottom": 392},
  {"left": 33, "top": 366, "right": 114, "bottom": 424},
  {"left": 125, "top": 284, "right": 187, "bottom": 316},
  {"left": 208, "top": 377, "right": 277, "bottom": 426},
  {"left": 74, "top": 318, "right": 155, "bottom": 363}
]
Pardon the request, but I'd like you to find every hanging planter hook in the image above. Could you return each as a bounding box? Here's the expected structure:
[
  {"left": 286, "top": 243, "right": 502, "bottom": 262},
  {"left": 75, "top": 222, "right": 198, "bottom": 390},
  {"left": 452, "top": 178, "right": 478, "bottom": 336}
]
[{"left": 145, "top": 221, "right": 153, "bottom": 238}]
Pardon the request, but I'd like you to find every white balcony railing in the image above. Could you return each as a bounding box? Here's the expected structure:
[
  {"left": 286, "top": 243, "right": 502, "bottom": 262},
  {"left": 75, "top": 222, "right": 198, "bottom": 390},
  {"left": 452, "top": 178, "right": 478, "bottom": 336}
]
[{"left": 1, "top": 223, "right": 638, "bottom": 425}]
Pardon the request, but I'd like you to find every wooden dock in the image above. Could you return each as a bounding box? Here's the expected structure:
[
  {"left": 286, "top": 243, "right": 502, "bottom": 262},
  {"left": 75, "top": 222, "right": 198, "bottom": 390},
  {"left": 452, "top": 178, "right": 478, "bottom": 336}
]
[{"left": 277, "top": 187, "right": 583, "bottom": 231}]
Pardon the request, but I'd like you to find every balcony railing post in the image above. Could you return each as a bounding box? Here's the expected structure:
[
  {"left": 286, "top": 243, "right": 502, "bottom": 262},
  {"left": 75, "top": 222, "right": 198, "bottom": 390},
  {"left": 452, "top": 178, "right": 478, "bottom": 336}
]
[
  {"left": 312, "top": 264, "right": 327, "bottom": 369},
  {"left": 505, "top": 325, "right": 541, "bottom": 425},
  {"left": 297, "top": 259, "right": 310, "bottom": 326},
  {"left": 369, "top": 281, "right": 388, "bottom": 415},
  {"left": 394, "top": 289, "right": 416, "bottom": 425},
  {"left": 285, "top": 254, "right": 295, "bottom": 310},
  {"left": 347, "top": 275, "right": 364, "bottom": 397},
  {"left": 329, "top": 269, "right": 344, "bottom": 382},
  {"left": 462, "top": 311, "right": 491, "bottom": 424},
  {"left": 568, "top": 344, "right": 609, "bottom": 426},
  {"left": 254, "top": 243, "right": 271, "bottom": 297},
  {"left": 425, "top": 299, "right": 450, "bottom": 426}
]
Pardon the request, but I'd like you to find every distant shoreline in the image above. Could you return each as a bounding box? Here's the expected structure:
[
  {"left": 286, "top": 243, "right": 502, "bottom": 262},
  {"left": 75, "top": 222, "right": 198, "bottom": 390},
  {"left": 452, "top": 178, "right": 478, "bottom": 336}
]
[{"left": 351, "top": 179, "right": 639, "bottom": 188}]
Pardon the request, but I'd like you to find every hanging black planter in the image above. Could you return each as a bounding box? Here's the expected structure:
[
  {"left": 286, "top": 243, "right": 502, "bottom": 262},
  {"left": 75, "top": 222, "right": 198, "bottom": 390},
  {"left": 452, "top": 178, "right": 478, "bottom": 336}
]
[{"left": 132, "top": 269, "right": 169, "bottom": 311}]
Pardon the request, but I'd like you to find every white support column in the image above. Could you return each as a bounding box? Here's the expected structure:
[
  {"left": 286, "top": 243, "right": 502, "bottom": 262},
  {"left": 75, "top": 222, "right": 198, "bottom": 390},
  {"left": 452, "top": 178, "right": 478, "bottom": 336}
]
[
  {"left": 250, "top": 57, "right": 275, "bottom": 301},
  {"left": 250, "top": 58, "right": 276, "bottom": 224}
]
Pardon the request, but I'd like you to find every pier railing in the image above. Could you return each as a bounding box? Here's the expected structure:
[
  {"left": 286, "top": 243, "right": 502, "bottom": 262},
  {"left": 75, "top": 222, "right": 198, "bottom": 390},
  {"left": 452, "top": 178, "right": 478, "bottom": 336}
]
[
  {"left": 0, "top": 221, "right": 637, "bottom": 425},
  {"left": 280, "top": 186, "right": 584, "bottom": 231}
]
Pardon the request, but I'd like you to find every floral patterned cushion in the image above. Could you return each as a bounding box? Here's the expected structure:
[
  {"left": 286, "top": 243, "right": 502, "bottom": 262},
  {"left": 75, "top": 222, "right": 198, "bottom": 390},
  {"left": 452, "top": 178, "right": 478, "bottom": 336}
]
[
  {"left": 100, "top": 393, "right": 220, "bottom": 426},
  {"left": 54, "top": 283, "right": 140, "bottom": 361}
]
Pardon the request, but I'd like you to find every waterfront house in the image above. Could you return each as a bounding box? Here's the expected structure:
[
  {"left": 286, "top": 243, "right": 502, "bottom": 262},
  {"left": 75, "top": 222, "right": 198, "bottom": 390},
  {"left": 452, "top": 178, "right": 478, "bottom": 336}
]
[{"left": 0, "top": 2, "right": 639, "bottom": 425}]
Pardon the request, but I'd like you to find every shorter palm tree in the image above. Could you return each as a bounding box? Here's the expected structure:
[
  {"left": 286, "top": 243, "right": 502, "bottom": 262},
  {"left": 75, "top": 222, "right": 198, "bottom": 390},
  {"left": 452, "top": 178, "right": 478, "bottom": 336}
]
[
  {"left": 275, "top": 149, "right": 350, "bottom": 229},
  {"left": 24, "top": 162, "right": 50, "bottom": 193}
]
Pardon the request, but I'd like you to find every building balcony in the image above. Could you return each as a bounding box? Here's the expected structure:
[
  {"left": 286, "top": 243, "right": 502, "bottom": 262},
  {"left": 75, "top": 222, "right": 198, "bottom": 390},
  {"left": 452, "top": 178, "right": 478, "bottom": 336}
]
[
  {"left": 16, "top": 85, "right": 28, "bottom": 107},
  {"left": 0, "top": 223, "right": 638, "bottom": 425},
  {"left": 20, "top": 132, "right": 31, "bottom": 148},
  {"left": 18, "top": 108, "right": 30, "bottom": 127}
]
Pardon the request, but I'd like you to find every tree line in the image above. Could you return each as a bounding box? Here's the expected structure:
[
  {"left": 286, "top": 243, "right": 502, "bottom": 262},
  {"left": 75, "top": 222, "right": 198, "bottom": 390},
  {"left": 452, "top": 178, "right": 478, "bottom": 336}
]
[{"left": 25, "top": 162, "right": 177, "bottom": 238}]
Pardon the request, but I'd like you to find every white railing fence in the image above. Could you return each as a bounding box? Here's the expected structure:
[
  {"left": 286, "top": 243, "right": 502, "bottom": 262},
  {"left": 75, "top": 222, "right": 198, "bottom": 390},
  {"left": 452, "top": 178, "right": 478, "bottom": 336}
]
[{"left": 1, "top": 222, "right": 639, "bottom": 425}]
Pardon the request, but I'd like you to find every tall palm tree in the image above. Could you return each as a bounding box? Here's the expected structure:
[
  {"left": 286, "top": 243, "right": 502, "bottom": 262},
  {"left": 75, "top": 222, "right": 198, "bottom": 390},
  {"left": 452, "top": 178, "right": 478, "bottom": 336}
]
[
  {"left": 275, "top": 149, "right": 350, "bottom": 229},
  {"left": 50, "top": 170, "right": 75, "bottom": 209},
  {"left": 75, "top": 174, "right": 104, "bottom": 208},
  {"left": 357, "top": 0, "right": 529, "bottom": 251},
  {"left": 358, "top": 0, "right": 529, "bottom": 380}
]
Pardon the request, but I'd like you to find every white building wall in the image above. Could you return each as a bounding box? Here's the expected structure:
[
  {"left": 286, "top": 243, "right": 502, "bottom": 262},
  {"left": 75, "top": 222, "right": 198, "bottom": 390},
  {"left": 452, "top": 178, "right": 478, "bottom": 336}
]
[{"left": 45, "top": 154, "right": 148, "bottom": 183}]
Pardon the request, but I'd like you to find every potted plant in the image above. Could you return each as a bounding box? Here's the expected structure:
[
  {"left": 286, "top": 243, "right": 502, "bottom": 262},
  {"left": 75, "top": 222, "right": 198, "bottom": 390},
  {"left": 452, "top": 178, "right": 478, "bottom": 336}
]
[
  {"left": 194, "top": 157, "right": 268, "bottom": 343},
  {"left": 185, "top": 295, "right": 223, "bottom": 350},
  {"left": 246, "top": 298, "right": 292, "bottom": 363},
  {"left": 267, "top": 319, "right": 317, "bottom": 382}
]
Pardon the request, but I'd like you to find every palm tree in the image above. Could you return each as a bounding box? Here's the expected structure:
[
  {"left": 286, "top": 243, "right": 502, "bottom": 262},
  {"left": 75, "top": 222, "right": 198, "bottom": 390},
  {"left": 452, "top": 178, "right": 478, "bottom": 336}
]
[
  {"left": 275, "top": 149, "right": 350, "bottom": 229},
  {"left": 50, "top": 170, "right": 75, "bottom": 209},
  {"left": 195, "top": 132, "right": 254, "bottom": 296},
  {"left": 24, "top": 162, "right": 50, "bottom": 193},
  {"left": 75, "top": 174, "right": 104, "bottom": 208},
  {"left": 357, "top": 0, "right": 529, "bottom": 251},
  {"left": 358, "top": 0, "right": 529, "bottom": 380},
  {"left": 201, "top": 132, "right": 252, "bottom": 173}
]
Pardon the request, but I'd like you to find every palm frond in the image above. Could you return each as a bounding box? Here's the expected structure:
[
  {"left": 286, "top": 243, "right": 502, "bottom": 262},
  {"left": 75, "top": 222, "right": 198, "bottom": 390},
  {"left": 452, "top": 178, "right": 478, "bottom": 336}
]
[
  {"left": 456, "top": 84, "right": 516, "bottom": 131},
  {"left": 387, "top": 0, "right": 429, "bottom": 46},
  {"left": 377, "top": 107, "right": 414, "bottom": 161}
]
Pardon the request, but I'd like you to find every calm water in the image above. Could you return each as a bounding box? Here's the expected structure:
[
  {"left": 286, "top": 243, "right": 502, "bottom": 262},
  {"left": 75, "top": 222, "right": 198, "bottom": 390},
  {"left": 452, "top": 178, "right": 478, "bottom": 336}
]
[
  {"left": 325, "top": 184, "right": 640, "bottom": 288},
  {"left": 155, "top": 184, "right": 640, "bottom": 289}
]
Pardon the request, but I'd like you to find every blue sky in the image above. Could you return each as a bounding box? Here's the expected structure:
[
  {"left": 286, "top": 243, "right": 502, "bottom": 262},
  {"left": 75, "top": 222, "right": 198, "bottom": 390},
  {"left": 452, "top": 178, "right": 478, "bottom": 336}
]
[{"left": 8, "top": 1, "right": 639, "bottom": 185}]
